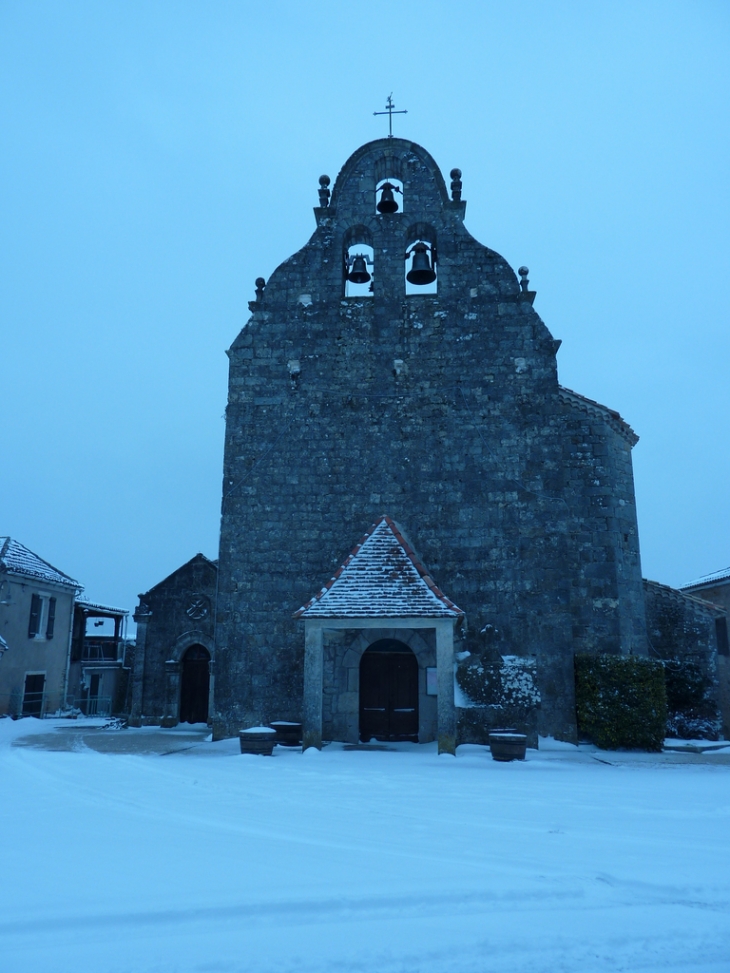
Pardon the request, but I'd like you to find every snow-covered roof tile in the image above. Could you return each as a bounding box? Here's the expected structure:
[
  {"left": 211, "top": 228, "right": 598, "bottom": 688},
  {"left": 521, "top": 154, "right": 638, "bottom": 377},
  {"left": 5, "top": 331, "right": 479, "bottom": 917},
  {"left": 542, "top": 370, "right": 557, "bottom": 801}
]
[
  {"left": 0, "top": 537, "right": 81, "bottom": 589},
  {"left": 295, "top": 516, "right": 463, "bottom": 619},
  {"left": 680, "top": 566, "right": 730, "bottom": 591},
  {"left": 75, "top": 598, "right": 128, "bottom": 616}
]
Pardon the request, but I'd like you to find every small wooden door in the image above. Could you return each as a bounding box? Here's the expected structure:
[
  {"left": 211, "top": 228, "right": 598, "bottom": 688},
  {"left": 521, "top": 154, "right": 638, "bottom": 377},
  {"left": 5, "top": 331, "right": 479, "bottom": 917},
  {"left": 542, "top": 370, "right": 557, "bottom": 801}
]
[
  {"left": 359, "top": 641, "right": 418, "bottom": 742},
  {"left": 22, "top": 673, "right": 45, "bottom": 717},
  {"left": 179, "top": 645, "right": 210, "bottom": 724}
]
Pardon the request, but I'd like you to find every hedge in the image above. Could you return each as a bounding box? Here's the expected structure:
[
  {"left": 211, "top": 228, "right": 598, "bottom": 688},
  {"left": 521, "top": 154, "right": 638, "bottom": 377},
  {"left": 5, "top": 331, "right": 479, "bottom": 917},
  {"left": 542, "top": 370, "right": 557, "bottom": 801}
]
[{"left": 574, "top": 654, "right": 667, "bottom": 751}]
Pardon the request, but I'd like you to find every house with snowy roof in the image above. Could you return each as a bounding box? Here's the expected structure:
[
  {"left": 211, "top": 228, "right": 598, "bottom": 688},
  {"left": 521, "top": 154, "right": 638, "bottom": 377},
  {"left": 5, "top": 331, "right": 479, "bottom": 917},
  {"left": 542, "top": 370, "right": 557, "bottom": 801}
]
[
  {"left": 0, "top": 538, "right": 129, "bottom": 718},
  {"left": 0, "top": 537, "right": 81, "bottom": 717}
]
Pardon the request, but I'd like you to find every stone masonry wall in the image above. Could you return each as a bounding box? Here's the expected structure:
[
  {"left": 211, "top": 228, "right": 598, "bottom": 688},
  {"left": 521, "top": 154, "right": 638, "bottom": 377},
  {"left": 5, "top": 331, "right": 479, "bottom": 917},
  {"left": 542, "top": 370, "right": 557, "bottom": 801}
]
[
  {"left": 132, "top": 554, "right": 217, "bottom": 725},
  {"left": 214, "top": 138, "right": 647, "bottom": 742}
]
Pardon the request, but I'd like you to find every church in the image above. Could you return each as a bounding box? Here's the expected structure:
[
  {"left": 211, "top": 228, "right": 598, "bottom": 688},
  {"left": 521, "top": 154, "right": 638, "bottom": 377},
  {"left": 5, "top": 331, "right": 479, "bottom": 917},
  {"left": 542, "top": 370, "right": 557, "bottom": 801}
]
[{"left": 130, "top": 135, "right": 725, "bottom": 747}]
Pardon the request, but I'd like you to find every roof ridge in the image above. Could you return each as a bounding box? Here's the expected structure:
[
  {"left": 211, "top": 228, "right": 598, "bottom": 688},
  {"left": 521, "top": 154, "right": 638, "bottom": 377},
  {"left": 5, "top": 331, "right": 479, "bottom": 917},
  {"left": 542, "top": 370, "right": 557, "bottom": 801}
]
[{"left": 680, "top": 565, "right": 730, "bottom": 590}]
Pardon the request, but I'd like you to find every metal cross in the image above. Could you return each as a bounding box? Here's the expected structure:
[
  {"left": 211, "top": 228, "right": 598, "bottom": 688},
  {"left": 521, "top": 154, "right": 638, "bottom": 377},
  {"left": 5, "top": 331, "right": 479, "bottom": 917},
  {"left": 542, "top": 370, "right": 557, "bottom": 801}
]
[{"left": 373, "top": 93, "right": 407, "bottom": 138}]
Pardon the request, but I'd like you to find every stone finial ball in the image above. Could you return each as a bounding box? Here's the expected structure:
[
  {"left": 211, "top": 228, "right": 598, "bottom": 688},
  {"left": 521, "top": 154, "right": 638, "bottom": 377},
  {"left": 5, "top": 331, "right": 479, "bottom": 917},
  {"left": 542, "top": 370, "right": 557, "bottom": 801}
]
[
  {"left": 450, "top": 168, "right": 462, "bottom": 180},
  {"left": 255, "top": 277, "right": 266, "bottom": 288},
  {"left": 319, "top": 175, "right": 331, "bottom": 187},
  {"left": 518, "top": 266, "right": 529, "bottom": 277}
]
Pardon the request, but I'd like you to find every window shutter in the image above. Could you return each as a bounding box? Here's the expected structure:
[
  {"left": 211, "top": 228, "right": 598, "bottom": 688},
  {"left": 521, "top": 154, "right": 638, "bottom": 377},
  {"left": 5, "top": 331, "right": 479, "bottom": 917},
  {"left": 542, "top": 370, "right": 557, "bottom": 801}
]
[
  {"left": 46, "top": 597, "right": 57, "bottom": 639},
  {"left": 28, "top": 594, "right": 41, "bottom": 638}
]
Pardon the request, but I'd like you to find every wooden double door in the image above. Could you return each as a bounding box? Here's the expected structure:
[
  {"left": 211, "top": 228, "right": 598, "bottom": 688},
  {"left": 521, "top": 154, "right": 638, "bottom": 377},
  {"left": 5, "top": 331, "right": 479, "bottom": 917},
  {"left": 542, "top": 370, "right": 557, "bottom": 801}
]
[{"left": 359, "top": 640, "right": 419, "bottom": 743}]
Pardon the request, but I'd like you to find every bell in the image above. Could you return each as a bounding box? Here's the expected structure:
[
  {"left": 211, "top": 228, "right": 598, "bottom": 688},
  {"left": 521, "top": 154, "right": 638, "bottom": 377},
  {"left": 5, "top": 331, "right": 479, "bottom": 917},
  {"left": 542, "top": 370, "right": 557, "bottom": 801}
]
[
  {"left": 406, "top": 243, "right": 436, "bottom": 285},
  {"left": 376, "top": 182, "right": 399, "bottom": 214},
  {"left": 347, "top": 254, "right": 371, "bottom": 284}
]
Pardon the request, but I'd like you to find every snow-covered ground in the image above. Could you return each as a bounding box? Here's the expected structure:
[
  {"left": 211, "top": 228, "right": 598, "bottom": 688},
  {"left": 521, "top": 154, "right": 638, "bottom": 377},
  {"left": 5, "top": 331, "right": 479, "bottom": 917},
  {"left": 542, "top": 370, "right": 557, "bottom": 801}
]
[{"left": 2, "top": 719, "right": 729, "bottom": 973}]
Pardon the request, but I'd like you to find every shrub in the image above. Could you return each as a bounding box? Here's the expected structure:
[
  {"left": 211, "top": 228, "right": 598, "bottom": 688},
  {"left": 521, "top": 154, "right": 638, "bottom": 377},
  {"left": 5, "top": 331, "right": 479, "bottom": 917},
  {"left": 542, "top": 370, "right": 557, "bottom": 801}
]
[
  {"left": 455, "top": 655, "right": 540, "bottom": 709},
  {"left": 663, "top": 659, "right": 720, "bottom": 740},
  {"left": 574, "top": 654, "right": 667, "bottom": 751}
]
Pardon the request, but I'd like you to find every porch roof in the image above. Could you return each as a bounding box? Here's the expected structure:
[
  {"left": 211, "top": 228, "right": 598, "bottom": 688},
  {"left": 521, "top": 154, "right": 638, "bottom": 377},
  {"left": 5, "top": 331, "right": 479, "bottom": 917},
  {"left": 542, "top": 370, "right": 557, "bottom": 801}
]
[{"left": 294, "top": 516, "right": 463, "bottom": 619}]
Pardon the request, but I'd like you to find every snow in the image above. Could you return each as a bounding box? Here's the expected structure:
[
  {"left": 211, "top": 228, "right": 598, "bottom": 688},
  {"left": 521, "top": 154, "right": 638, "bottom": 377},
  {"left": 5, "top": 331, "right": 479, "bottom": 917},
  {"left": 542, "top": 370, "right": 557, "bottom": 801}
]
[
  {"left": 0, "top": 536, "right": 81, "bottom": 588},
  {"left": 1, "top": 719, "right": 730, "bottom": 973},
  {"left": 296, "top": 516, "right": 462, "bottom": 618},
  {"left": 681, "top": 565, "right": 730, "bottom": 590}
]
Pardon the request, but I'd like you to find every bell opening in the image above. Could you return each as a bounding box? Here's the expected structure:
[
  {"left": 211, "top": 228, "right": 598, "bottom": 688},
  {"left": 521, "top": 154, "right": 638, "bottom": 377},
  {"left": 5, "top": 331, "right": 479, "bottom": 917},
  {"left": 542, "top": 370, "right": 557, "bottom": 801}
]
[
  {"left": 405, "top": 240, "right": 437, "bottom": 294},
  {"left": 344, "top": 244, "right": 374, "bottom": 298},
  {"left": 375, "top": 178, "right": 404, "bottom": 215}
]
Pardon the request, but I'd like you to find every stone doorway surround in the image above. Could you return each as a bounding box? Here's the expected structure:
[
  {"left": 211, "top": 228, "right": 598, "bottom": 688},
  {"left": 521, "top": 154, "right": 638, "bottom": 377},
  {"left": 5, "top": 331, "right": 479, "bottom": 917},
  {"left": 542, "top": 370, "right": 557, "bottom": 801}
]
[
  {"left": 294, "top": 516, "right": 464, "bottom": 755},
  {"left": 159, "top": 631, "right": 215, "bottom": 728}
]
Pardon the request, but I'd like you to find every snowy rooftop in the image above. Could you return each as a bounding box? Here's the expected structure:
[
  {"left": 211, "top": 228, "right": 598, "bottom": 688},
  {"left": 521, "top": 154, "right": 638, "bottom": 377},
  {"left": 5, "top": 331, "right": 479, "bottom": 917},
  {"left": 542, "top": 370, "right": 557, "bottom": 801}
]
[
  {"left": 75, "top": 598, "right": 128, "bottom": 617},
  {"left": 680, "top": 566, "right": 730, "bottom": 591},
  {"left": 0, "top": 634, "right": 8, "bottom": 653},
  {"left": 295, "top": 516, "right": 463, "bottom": 619},
  {"left": 0, "top": 537, "right": 81, "bottom": 589}
]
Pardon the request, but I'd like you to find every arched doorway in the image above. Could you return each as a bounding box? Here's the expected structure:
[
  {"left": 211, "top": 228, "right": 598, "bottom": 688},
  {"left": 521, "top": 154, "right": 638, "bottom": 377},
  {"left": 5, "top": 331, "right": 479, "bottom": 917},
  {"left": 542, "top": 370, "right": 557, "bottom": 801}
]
[
  {"left": 359, "top": 639, "right": 419, "bottom": 742},
  {"left": 179, "top": 645, "right": 210, "bottom": 724}
]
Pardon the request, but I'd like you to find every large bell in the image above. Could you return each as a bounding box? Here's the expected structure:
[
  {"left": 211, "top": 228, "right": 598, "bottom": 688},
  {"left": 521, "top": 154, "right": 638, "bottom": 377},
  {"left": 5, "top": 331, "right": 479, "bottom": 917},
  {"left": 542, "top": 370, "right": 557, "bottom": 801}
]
[
  {"left": 376, "top": 182, "right": 399, "bottom": 214},
  {"left": 347, "top": 254, "right": 371, "bottom": 284},
  {"left": 406, "top": 243, "right": 436, "bottom": 285}
]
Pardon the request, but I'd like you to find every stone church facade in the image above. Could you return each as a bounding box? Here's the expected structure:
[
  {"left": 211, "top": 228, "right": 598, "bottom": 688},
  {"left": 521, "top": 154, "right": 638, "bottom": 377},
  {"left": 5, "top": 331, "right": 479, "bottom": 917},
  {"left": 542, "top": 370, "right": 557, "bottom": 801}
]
[{"left": 210, "top": 136, "right": 648, "bottom": 747}]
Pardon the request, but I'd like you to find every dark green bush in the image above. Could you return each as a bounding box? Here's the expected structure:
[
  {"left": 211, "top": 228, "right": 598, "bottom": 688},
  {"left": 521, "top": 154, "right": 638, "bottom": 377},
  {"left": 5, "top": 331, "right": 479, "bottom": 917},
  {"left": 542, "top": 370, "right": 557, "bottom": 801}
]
[{"left": 574, "top": 654, "right": 667, "bottom": 751}]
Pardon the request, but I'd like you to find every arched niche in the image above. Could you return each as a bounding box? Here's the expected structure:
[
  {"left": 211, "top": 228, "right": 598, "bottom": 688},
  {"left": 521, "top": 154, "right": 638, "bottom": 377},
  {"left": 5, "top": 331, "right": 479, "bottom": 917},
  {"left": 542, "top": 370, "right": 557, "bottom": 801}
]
[
  {"left": 343, "top": 225, "right": 374, "bottom": 298},
  {"left": 405, "top": 223, "right": 438, "bottom": 295},
  {"left": 375, "top": 177, "right": 404, "bottom": 215}
]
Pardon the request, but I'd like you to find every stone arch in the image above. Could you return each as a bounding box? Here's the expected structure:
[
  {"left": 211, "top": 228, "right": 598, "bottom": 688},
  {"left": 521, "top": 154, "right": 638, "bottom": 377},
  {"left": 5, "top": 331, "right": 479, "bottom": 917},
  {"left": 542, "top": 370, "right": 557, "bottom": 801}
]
[
  {"left": 329, "top": 138, "right": 451, "bottom": 210},
  {"left": 343, "top": 225, "right": 375, "bottom": 298},
  {"left": 160, "top": 631, "right": 215, "bottom": 728},
  {"left": 326, "top": 627, "right": 437, "bottom": 744},
  {"left": 170, "top": 630, "right": 215, "bottom": 663},
  {"left": 359, "top": 639, "right": 419, "bottom": 742},
  {"left": 405, "top": 222, "right": 438, "bottom": 294}
]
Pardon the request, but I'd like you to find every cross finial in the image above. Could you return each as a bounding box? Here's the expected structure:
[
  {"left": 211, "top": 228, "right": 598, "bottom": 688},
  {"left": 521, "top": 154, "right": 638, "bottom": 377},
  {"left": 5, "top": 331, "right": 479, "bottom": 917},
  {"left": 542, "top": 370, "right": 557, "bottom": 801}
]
[{"left": 373, "top": 93, "right": 407, "bottom": 138}]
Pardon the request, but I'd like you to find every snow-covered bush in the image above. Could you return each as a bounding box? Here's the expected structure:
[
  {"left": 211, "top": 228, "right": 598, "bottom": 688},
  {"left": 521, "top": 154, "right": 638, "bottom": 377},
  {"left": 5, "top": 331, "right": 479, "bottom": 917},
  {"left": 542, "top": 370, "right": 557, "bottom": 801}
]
[
  {"left": 455, "top": 655, "right": 540, "bottom": 709},
  {"left": 663, "top": 658, "right": 720, "bottom": 740}
]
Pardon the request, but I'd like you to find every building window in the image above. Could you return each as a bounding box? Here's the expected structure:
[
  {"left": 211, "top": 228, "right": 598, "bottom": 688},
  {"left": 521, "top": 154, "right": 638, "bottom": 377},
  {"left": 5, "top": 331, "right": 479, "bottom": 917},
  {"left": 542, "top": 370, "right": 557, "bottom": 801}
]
[{"left": 28, "top": 594, "right": 55, "bottom": 639}]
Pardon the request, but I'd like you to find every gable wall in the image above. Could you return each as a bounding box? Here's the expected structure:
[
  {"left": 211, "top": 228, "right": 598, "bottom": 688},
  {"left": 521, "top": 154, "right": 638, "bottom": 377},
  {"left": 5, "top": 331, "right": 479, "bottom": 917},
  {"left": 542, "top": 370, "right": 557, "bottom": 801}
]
[
  {"left": 215, "top": 139, "right": 646, "bottom": 742},
  {"left": 131, "top": 557, "right": 217, "bottom": 724}
]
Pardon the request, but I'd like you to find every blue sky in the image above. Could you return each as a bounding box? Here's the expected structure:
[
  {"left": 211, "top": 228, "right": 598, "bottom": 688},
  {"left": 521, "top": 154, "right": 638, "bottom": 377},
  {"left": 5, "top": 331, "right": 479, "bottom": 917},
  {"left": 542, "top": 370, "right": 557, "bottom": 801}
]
[{"left": 2, "top": 0, "right": 729, "bottom": 614}]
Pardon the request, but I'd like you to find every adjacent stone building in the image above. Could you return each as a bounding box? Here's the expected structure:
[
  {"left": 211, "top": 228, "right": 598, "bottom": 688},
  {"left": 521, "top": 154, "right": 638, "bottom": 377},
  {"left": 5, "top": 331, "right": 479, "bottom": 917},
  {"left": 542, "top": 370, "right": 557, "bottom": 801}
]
[
  {"left": 679, "top": 568, "right": 730, "bottom": 736},
  {"left": 130, "top": 554, "right": 217, "bottom": 726},
  {"left": 212, "top": 137, "right": 648, "bottom": 747}
]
